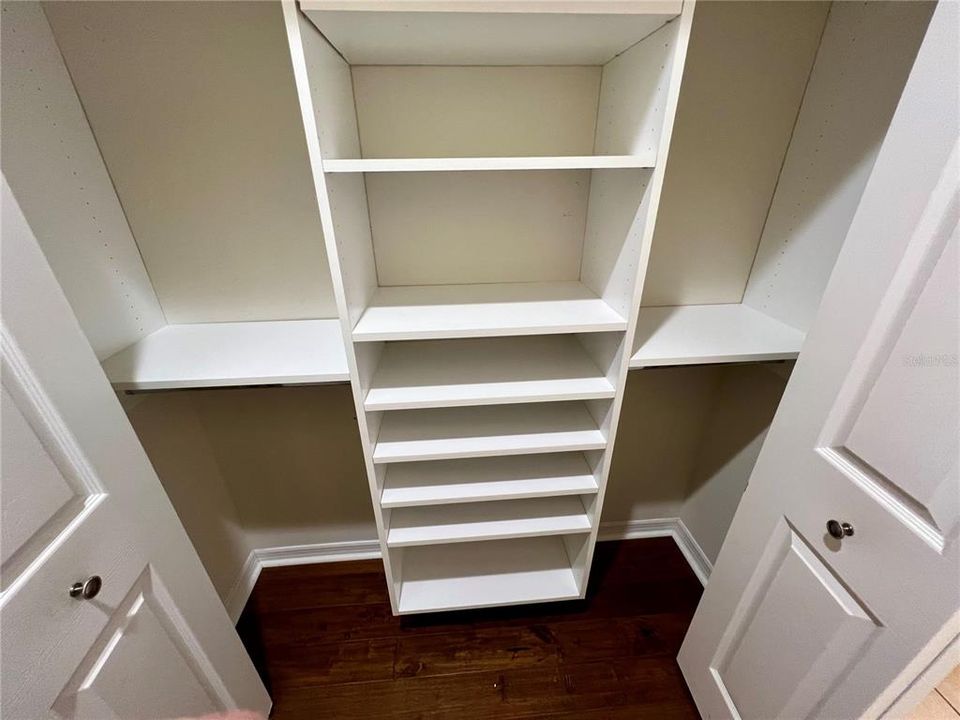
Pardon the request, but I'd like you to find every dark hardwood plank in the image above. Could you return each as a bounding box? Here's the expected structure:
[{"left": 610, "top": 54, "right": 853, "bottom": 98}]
[
  {"left": 265, "top": 637, "right": 398, "bottom": 689},
  {"left": 552, "top": 613, "right": 692, "bottom": 663},
  {"left": 271, "top": 657, "right": 697, "bottom": 720},
  {"left": 394, "top": 625, "right": 560, "bottom": 679},
  {"left": 236, "top": 538, "right": 704, "bottom": 719},
  {"left": 257, "top": 602, "right": 402, "bottom": 646},
  {"left": 249, "top": 562, "right": 389, "bottom": 614}
]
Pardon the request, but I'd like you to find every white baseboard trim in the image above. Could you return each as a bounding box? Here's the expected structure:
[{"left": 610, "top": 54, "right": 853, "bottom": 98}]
[
  {"left": 597, "top": 517, "right": 713, "bottom": 586},
  {"left": 223, "top": 539, "right": 382, "bottom": 622},
  {"left": 223, "top": 521, "right": 712, "bottom": 622}
]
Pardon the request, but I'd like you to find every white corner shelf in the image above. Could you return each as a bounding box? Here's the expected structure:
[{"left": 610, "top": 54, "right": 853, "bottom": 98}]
[
  {"left": 353, "top": 281, "right": 627, "bottom": 342},
  {"left": 396, "top": 536, "right": 582, "bottom": 614},
  {"left": 387, "top": 495, "right": 591, "bottom": 547},
  {"left": 101, "top": 319, "right": 349, "bottom": 390},
  {"left": 365, "top": 335, "right": 614, "bottom": 411},
  {"left": 381, "top": 453, "right": 598, "bottom": 508},
  {"left": 323, "top": 155, "right": 655, "bottom": 173},
  {"left": 372, "top": 401, "right": 606, "bottom": 464},
  {"left": 631, "top": 304, "right": 806, "bottom": 368}
]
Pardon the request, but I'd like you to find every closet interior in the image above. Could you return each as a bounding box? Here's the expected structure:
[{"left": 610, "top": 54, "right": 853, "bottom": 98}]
[{"left": 0, "top": 0, "right": 932, "bottom": 616}]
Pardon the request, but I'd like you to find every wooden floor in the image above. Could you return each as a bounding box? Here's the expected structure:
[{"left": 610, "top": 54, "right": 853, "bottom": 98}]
[{"left": 237, "top": 538, "right": 704, "bottom": 719}]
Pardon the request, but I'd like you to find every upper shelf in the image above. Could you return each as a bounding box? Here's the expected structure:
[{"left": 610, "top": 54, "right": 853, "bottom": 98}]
[
  {"left": 323, "top": 155, "right": 656, "bottom": 173},
  {"left": 102, "top": 319, "right": 349, "bottom": 390},
  {"left": 300, "top": 1, "right": 682, "bottom": 65},
  {"left": 631, "top": 304, "right": 805, "bottom": 368},
  {"left": 365, "top": 335, "right": 615, "bottom": 411},
  {"left": 352, "top": 281, "right": 627, "bottom": 342},
  {"left": 372, "top": 401, "right": 607, "bottom": 464}
]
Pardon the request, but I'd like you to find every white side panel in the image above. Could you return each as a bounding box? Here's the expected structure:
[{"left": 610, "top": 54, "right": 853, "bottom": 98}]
[
  {"left": 580, "top": 169, "right": 653, "bottom": 318},
  {"left": 594, "top": 18, "right": 678, "bottom": 157},
  {"left": 0, "top": 2, "right": 163, "bottom": 360},
  {"left": 743, "top": 1, "right": 934, "bottom": 331},
  {"left": 352, "top": 66, "right": 601, "bottom": 158},
  {"left": 324, "top": 174, "right": 379, "bottom": 327},
  {"left": 283, "top": 1, "right": 399, "bottom": 608},
  {"left": 641, "top": 0, "right": 828, "bottom": 307},
  {"left": 44, "top": 1, "right": 336, "bottom": 324},
  {"left": 298, "top": 3, "right": 362, "bottom": 160},
  {"left": 367, "top": 170, "right": 589, "bottom": 286}
]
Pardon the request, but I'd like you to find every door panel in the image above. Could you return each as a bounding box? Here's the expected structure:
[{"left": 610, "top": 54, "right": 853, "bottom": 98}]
[
  {"left": 0, "top": 349, "right": 142, "bottom": 718},
  {"left": 831, "top": 231, "right": 958, "bottom": 545},
  {"left": 713, "top": 520, "right": 881, "bottom": 720},
  {"left": 0, "top": 380, "right": 102, "bottom": 592},
  {"left": 2, "top": 160, "right": 269, "bottom": 716},
  {"left": 53, "top": 567, "right": 226, "bottom": 720},
  {"left": 679, "top": 4, "right": 959, "bottom": 717}
]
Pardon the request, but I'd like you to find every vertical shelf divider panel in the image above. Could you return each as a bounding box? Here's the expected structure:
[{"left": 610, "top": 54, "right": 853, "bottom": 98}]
[
  {"left": 285, "top": 0, "right": 695, "bottom": 614},
  {"left": 575, "top": 6, "right": 696, "bottom": 593},
  {"left": 282, "top": 2, "right": 400, "bottom": 607}
]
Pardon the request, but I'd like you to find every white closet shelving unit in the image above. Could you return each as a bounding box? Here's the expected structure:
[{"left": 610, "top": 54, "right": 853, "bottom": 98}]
[
  {"left": 4, "top": 0, "right": 932, "bottom": 620},
  {"left": 284, "top": 0, "right": 693, "bottom": 614}
]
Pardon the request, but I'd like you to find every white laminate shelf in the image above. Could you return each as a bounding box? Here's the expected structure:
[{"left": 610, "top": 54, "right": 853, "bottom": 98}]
[
  {"left": 101, "top": 319, "right": 349, "bottom": 391},
  {"left": 353, "top": 281, "right": 627, "bottom": 342},
  {"left": 397, "top": 536, "right": 582, "bottom": 614},
  {"left": 381, "top": 453, "right": 599, "bottom": 508},
  {"left": 300, "top": 2, "right": 681, "bottom": 66},
  {"left": 631, "top": 304, "right": 806, "bottom": 368},
  {"left": 387, "top": 495, "right": 590, "bottom": 547},
  {"left": 322, "top": 155, "right": 655, "bottom": 173},
  {"left": 373, "top": 402, "right": 606, "bottom": 463},
  {"left": 365, "top": 335, "right": 614, "bottom": 411}
]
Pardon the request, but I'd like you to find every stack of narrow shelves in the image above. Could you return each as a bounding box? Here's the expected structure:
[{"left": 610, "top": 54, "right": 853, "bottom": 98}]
[{"left": 286, "top": 0, "right": 693, "bottom": 614}]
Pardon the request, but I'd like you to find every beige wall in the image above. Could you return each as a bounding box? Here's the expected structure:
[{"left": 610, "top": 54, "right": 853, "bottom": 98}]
[
  {"left": 603, "top": 366, "right": 722, "bottom": 523},
  {"left": 680, "top": 364, "right": 791, "bottom": 563},
  {"left": 127, "top": 365, "right": 788, "bottom": 600},
  {"left": 124, "top": 393, "right": 251, "bottom": 599},
  {"left": 189, "top": 384, "right": 375, "bottom": 551}
]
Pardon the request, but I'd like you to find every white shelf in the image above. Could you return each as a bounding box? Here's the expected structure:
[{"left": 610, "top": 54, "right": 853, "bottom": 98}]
[
  {"left": 397, "top": 536, "right": 582, "bottom": 614},
  {"left": 365, "top": 336, "right": 614, "bottom": 411},
  {"left": 323, "top": 155, "right": 655, "bottom": 173},
  {"left": 353, "top": 281, "right": 627, "bottom": 342},
  {"left": 387, "top": 495, "right": 590, "bottom": 547},
  {"left": 631, "top": 304, "right": 806, "bottom": 368},
  {"left": 300, "top": 2, "right": 681, "bottom": 66},
  {"left": 372, "top": 401, "right": 606, "bottom": 463},
  {"left": 101, "top": 319, "right": 350, "bottom": 390},
  {"left": 381, "top": 453, "right": 598, "bottom": 508}
]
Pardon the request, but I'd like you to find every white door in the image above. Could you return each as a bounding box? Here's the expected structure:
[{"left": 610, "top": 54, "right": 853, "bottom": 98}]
[
  {"left": 0, "top": 179, "right": 271, "bottom": 719},
  {"left": 678, "top": 3, "right": 959, "bottom": 719}
]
